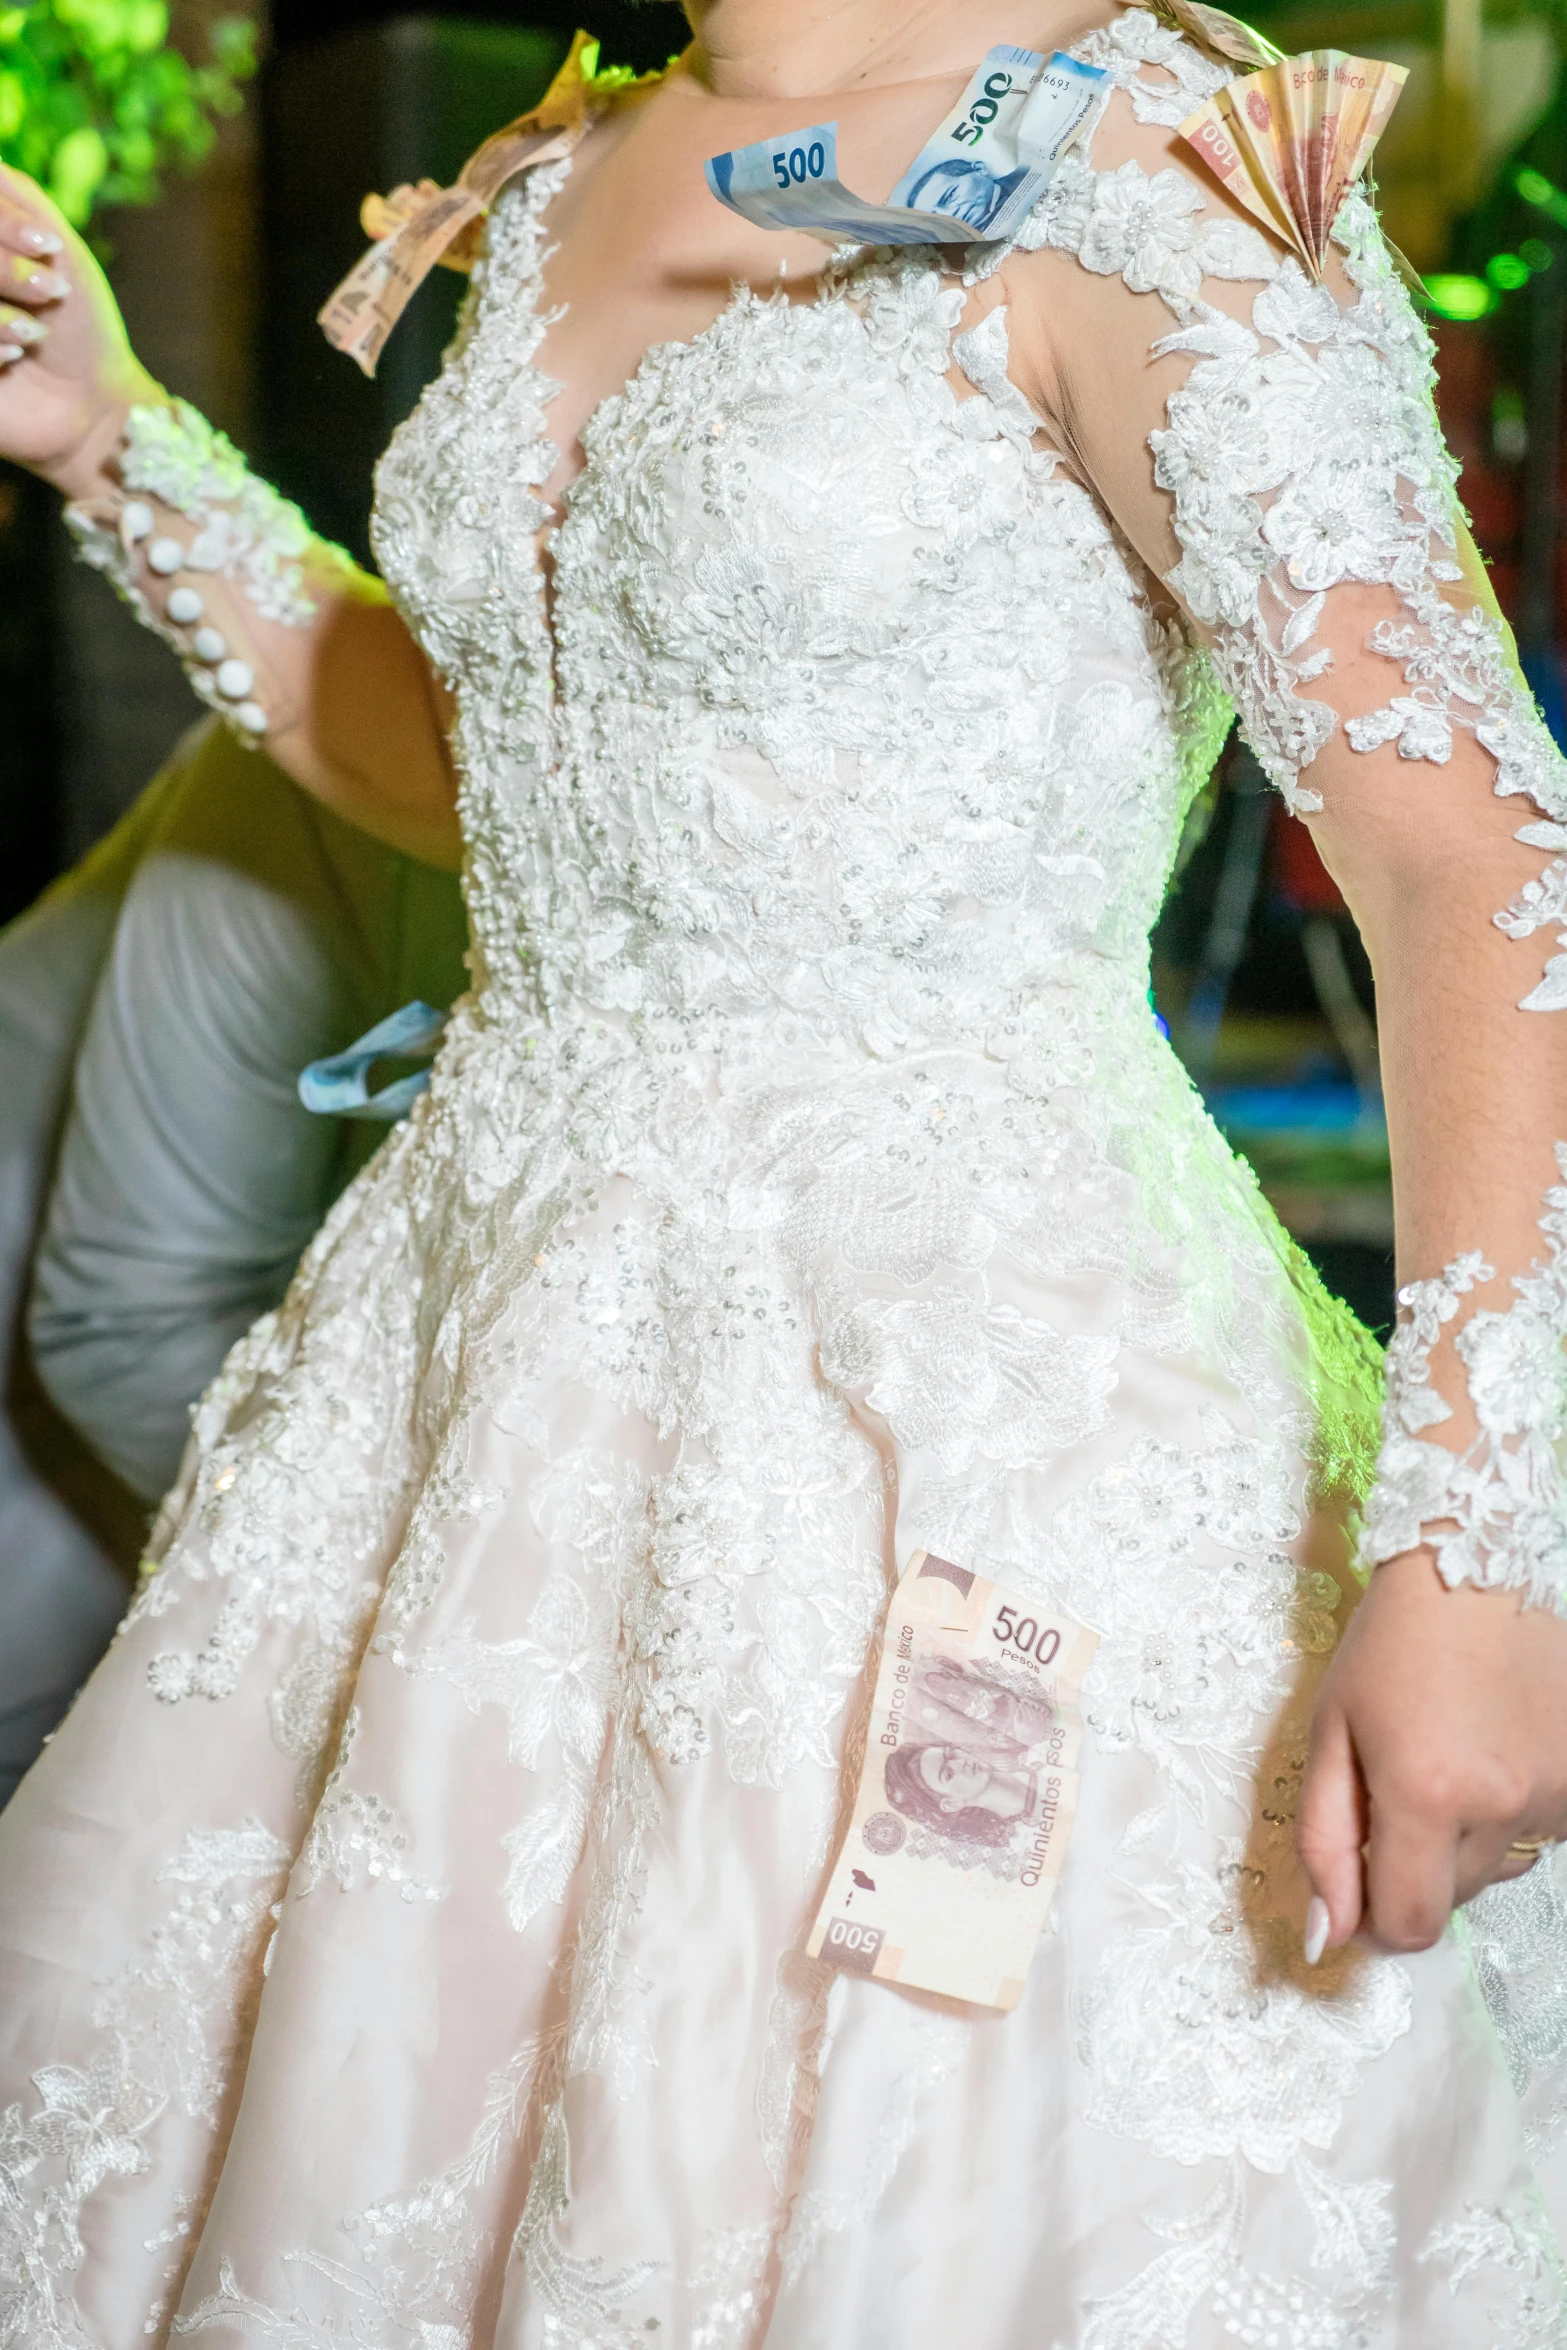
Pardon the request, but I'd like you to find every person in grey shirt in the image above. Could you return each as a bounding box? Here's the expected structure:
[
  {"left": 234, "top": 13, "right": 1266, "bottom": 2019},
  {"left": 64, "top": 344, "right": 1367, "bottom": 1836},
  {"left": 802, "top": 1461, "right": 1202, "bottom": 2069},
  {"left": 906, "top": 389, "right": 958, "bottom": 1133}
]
[{"left": 2, "top": 717, "right": 466, "bottom": 1798}]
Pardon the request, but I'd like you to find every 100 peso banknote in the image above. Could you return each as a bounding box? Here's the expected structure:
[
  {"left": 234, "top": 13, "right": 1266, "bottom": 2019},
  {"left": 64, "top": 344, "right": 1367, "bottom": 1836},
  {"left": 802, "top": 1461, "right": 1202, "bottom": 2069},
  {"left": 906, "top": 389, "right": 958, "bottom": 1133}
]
[
  {"left": 806, "top": 1550, "right": 1098, "bottom": 2010},
  {"left": 706, "top": 47, "right": 1107, "bottom": 247}
]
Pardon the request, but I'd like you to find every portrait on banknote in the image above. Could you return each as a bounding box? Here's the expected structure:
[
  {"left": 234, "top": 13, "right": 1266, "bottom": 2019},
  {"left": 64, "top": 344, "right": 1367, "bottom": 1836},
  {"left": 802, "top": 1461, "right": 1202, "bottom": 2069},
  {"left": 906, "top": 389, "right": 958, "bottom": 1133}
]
[
  {"left": 896, "top": 156, "right": 1031, "bottom": 234},
  {"left": 880, "top": 1652, "right": 1066, "bottom": 1868},
  {"left": 882, "top": 1735, "right": 1037, "bottom": 1851}
]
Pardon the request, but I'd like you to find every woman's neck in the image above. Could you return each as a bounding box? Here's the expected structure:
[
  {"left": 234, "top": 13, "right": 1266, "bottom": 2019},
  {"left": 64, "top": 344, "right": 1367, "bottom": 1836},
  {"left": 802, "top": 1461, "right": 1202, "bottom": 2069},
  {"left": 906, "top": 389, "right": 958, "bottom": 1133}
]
[{"left": 680, "top": 0, "right": 1067, "bottom": 102}]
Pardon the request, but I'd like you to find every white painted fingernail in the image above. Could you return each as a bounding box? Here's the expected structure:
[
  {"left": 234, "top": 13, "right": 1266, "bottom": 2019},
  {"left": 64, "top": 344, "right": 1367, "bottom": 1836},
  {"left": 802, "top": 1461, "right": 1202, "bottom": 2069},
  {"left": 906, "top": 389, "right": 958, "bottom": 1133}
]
[
  {"left": 0, "top": 344, "right": 21, "bottom": 364},
  {"left": 1303, "top": 1896, "right": 1330, "bottom": 1966},
  {"left": 15, "top": 225, "right": 62, "bottom": 257},
  {"left": 9, "top": 260, "right": 67, "bottom": 300}
]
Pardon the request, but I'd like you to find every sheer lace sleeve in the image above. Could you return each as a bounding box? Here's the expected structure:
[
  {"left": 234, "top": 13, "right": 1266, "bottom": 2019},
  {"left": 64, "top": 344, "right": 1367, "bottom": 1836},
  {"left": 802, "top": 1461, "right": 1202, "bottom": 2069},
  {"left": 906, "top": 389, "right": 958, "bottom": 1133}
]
[
  {"left": 64, "top": 399, "right": 359, "bottom": 744},
  {"left": 997, "top": 6, "right": 1567, "bottom": 1611},
  {"left": 62, "top": 399, "right": 458, "bottom": 865}
]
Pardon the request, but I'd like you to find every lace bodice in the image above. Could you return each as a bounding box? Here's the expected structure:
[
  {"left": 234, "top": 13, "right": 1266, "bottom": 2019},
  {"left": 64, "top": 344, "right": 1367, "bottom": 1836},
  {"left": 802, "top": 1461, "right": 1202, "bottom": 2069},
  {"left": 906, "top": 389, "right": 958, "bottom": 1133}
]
[{"left": 371, "top": 166, "right": 1229, "bottom": 1063}]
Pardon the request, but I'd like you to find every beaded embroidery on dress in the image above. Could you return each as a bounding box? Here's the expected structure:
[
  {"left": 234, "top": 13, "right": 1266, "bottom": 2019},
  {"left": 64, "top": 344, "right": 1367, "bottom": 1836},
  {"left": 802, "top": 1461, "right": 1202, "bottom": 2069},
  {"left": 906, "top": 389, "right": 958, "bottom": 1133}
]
[{"left": 4, "top": 18, "right": 1567, "bottom": 2348}]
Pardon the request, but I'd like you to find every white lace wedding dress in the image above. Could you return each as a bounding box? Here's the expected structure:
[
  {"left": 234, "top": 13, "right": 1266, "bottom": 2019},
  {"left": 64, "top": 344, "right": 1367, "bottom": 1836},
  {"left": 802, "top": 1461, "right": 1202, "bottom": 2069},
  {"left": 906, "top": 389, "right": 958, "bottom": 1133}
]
[{"left": 7, "top": 16, "right": 1567, "bottom": 2347}]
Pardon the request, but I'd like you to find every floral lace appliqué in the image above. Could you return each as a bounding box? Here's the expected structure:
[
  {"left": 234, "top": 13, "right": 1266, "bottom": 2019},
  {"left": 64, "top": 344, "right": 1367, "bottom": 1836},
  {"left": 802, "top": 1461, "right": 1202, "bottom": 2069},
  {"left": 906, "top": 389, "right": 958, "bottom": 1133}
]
[
  {"left": 0, "top": 1820, "right": 290, "bottom": 2346},
  {"left": 67, "top": 399, "right": 319, "bottom": 627},
  {"left": 1358, "top": 1149, "right": 1567, "bottom": 1609}
]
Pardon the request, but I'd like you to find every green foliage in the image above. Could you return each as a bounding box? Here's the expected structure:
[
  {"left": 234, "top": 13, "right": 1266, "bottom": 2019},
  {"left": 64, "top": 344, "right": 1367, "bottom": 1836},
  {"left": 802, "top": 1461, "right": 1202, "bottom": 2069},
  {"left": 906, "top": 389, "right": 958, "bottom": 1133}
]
[{"left": 0, "top": 2, "right": 256, "bottom": 224}]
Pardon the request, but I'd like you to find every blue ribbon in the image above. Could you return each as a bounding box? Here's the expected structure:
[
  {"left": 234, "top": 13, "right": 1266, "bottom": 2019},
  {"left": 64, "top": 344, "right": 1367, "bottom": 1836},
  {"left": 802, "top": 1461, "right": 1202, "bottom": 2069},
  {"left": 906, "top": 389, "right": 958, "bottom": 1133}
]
[{"left": 297, "top": 1000, "right": 448, "bottom": 1121}]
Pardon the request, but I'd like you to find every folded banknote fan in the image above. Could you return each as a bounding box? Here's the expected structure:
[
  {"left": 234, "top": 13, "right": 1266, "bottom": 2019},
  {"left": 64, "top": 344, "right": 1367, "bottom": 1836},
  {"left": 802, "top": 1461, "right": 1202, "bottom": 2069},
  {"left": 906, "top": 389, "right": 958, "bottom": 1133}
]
[{"left": 1178, "top": 50, "right": 1408, "bottom": 280}]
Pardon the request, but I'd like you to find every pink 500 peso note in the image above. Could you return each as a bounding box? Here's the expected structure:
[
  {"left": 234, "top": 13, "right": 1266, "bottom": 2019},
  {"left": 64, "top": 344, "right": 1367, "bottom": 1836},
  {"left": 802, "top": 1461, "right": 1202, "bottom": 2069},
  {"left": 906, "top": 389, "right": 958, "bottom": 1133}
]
[{"left": 807, "top": 1549, "right": 1097, "bottom": 2011}]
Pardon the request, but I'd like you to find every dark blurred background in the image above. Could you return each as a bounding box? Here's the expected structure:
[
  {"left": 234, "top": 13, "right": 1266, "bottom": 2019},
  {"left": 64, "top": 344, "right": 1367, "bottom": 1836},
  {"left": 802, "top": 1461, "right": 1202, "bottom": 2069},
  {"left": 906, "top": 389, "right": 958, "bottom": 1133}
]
[{"left": 5, "top": 0, "right": 1567, "bottom": 1336}]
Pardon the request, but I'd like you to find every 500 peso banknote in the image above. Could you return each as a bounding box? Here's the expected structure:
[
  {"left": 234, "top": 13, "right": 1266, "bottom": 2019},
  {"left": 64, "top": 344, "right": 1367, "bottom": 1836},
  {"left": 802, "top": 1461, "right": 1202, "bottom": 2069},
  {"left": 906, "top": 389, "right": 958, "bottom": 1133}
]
[
  {"left": 706, "top": 47, "right": 1106, "bottom": 247},
  {"left": 807, "top": 1549, "right": 1097, "bottom": 2010}
]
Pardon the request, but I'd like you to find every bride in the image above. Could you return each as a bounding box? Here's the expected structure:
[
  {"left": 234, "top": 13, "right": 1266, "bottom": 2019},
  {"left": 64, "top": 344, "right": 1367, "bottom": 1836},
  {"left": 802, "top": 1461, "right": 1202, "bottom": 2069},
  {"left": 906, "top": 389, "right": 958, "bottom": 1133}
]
[{"left": 4, "top": 0, "right": 1567, "bottom": 2340}]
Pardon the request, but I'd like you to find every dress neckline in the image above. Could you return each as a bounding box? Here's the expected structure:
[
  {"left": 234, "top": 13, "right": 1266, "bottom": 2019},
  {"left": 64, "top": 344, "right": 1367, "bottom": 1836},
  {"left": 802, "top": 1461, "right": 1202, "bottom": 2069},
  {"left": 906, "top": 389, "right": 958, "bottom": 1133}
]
[{"left": 519, "top": 130, "right": 933, "bottom": 531}]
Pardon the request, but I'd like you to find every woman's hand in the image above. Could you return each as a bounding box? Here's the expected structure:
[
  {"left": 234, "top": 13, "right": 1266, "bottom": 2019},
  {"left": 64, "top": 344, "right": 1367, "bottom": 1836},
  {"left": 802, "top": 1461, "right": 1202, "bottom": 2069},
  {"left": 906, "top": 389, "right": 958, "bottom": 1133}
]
[
  {"left": 0, "top": 165, "right": 161, "bottom": 497},
  {"left": 1298, "top": 1549, "right": 1567, "bottom": 1956}
]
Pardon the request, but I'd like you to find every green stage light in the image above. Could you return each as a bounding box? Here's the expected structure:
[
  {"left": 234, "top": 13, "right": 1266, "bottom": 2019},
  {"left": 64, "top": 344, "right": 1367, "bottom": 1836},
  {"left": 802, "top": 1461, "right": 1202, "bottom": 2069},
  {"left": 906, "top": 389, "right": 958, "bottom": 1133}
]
[
  {"left": 1488, "top": 252, "right": 1533, "bottom": 290},
  {"left": 1517, "top": 164, "right": 1567, "bottom": 229},
  {"left": 1424, "top": 273, "right": 1499, "bottom": 320}
]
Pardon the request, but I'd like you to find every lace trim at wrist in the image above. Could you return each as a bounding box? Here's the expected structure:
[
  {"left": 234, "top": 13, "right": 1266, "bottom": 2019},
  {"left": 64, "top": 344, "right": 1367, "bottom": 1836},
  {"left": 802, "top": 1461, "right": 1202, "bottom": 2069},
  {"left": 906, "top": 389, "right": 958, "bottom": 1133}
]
[
  {"left": 1358, "top": 1151, "right": 1567, "bottom": 1610},
  {"left": 63, "top": 399, "right": 322, "bottom": 740}
]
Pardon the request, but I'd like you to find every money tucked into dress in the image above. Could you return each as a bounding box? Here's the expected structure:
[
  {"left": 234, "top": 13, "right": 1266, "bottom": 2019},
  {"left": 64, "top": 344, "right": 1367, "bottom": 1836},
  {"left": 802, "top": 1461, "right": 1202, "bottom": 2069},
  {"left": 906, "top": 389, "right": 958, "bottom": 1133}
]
[
  {"left": 705, "top": 47, "right": 1108, "bottom": 246},
  {"left": 807, "top": 1550, "right": 1098, "bottom": 2009}
]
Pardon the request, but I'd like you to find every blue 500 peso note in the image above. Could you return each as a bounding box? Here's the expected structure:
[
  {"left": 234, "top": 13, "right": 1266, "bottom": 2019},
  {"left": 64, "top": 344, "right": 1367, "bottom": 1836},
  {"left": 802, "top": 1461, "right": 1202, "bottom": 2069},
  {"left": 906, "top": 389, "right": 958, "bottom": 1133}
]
[{"left": 705, "top": 47, "right": 1107, "bottom": 247}]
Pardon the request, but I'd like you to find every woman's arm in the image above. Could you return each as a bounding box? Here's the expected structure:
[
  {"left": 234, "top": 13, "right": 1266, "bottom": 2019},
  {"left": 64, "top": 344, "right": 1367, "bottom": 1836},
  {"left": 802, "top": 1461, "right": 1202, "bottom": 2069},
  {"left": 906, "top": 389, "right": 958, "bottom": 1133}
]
[
  {"left": 1000, "top": 27, "right": 1567, "bottom": 1953},
  {"left": 0, "top": 166, "right": 460, "bottom": 868}
]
